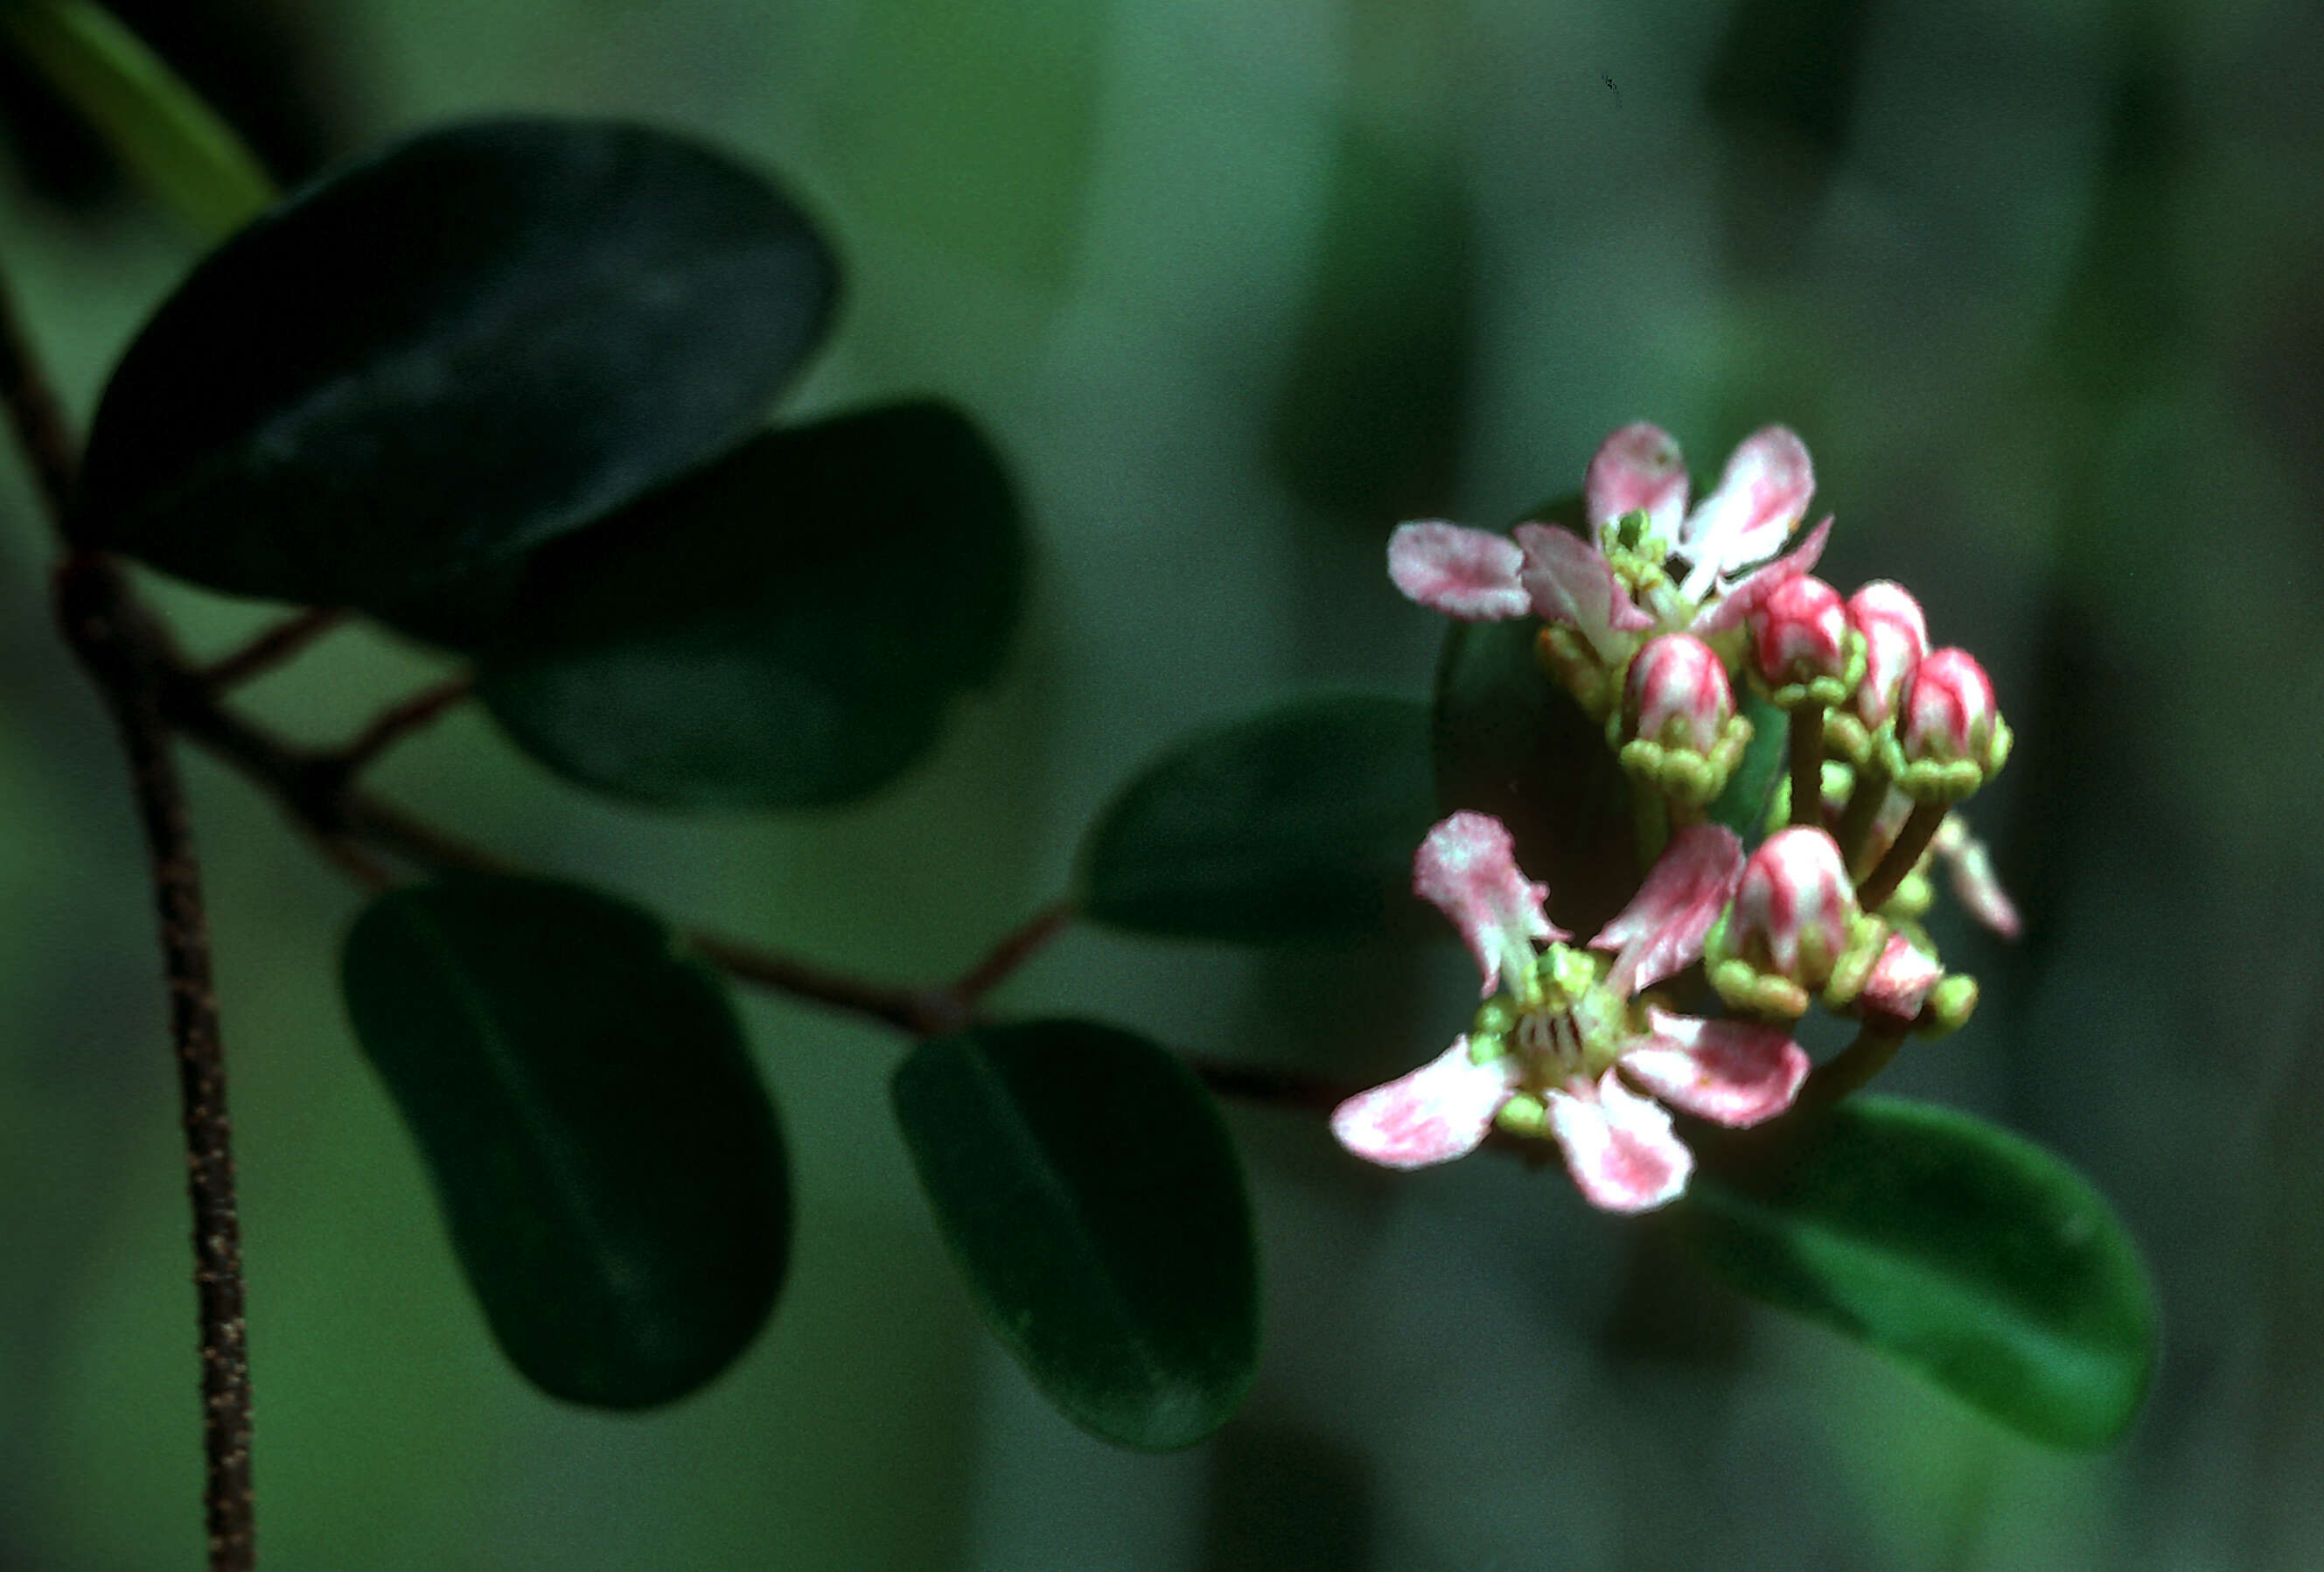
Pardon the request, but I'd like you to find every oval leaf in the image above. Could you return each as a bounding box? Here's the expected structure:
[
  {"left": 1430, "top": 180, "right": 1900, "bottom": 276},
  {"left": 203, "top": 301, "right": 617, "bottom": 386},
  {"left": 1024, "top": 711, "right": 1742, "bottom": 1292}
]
[
  {"left": 476, "top": 400, "right": 1023, "bottom": 809},
  {"left": 893, "top": 1019, "right": 1258, "bottom": 1450},
  {"left": 1706, "top": 688, "right": 1789, "bottom": 842},
  {"left": 1078, "top": 693, "right": 1437, "bottom": 942},
  {"left": 1433, "top": 610, "right": 1635, "bottom": 939},
  {"left": 77, "top": 116, "right": 837, "bottom": 611},
  {"left": 1681, "top": 1096, "right": 2158, "bottom": 1449},
  {"left": 341, "top": 876, "right": 789, "bottom": 1408},
  {"left": 0, "top": 0, "right": 276, "bottom": 235}
]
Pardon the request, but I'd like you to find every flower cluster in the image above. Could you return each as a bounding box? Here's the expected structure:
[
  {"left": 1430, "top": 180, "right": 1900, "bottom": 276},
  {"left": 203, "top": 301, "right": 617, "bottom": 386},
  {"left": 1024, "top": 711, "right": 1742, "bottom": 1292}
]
[{"left": 1341, "top": 423, "right": 2018, "bottom": 1210}]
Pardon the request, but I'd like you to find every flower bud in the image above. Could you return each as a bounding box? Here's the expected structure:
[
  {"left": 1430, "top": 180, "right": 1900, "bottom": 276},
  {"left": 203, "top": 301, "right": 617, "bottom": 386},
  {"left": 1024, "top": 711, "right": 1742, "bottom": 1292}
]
[
  {"left": 1623, "top": 634, "right": 1732, "bottom": 753},
  {"left": 1750, "top": 576, "right": 1861, "bottom": 709},
  {"left": 1706, "top": 827, "right": 1884, "bottom": 1017},
  {"left": 1826, "top": 580, "right": 1927, "bottom": 762},
  {"left": 1614, "top": 634, "right": 1750, "bottom": 807},
  {"left": 1882, "top": 647, "right": 2012, "bottom": 801}
]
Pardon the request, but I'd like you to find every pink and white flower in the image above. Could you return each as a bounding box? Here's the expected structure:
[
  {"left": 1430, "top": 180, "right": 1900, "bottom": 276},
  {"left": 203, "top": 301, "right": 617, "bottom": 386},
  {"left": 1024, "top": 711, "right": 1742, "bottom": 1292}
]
[
  {"left": 1330, "top": 813, "right": 1810, "bottom": 1212},
  {"left": 1385, "top": 424, "right": 1833, "bottom": 663}
]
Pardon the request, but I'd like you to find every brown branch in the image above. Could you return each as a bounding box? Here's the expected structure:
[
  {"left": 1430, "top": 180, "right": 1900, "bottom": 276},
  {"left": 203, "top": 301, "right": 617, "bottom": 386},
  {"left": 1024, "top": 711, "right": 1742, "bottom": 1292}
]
[
  {"left": 325, "top": 672, "right": 475, "bottom": 779},
  {"left": 7, "top": 262, "right": 255, "bottom": 1570},
  {"left": 54, "top": 556, "right": 255, "bottom": 1570},
  {"left": 953, "top": 899, "right": 1076, "bottom": 1005},
  {"left": 199, "top": 608, "right": 346, "bottom": 688}
]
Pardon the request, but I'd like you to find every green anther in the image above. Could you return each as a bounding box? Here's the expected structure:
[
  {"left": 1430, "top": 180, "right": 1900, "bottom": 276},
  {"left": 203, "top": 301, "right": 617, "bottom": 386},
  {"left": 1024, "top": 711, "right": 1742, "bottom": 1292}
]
[
  {"left": 1473, "top": 996, "right": 1518, "bottom": 1040},
  {"left": 1468, "top": 1029, "right": 1508, "bottom": 1065},
  {"left": 1495, "top": 1093, "right": 1548, "bottom": 1137},
  {"left": 1534, "top": 943, "right": 1602, "bottom": 1007},
  {"left": 1922, "top": 974, "right": 1980, "bottom": 1037}
]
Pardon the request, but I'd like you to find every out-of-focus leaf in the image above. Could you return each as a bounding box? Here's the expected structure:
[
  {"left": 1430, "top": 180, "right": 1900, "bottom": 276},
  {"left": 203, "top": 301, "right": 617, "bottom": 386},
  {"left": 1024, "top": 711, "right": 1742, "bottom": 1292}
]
[
  {"left": 0, "top": 0, "right": 274, "bottom": 235},
  {"left": 1682, "top": 1096, "right": 2157, "bottom": 1450},
  {"left": 892, "top": 1019, "right": 1257, "bottom": 1450},
  {"left": 1706, "top": 688, "right": 1788, "bottom": 843},
  {"left": 1431, "top": 506, "right": 1635, "bottom": 935},
  {"left": 341, "top": 876, "right": 788, "bottom": 1409},
  {"left": 1271, "top": 125, "right": 1471, "bottom": 521},
  {"left": 77, "top": 116, "right": 837, "bottom": 612},
  {"left": 1078, "top": 694, "right": 1437, "bottom": 943},
  {"left": 478, "top": 401, "right": 1022, "bottom": 810}
]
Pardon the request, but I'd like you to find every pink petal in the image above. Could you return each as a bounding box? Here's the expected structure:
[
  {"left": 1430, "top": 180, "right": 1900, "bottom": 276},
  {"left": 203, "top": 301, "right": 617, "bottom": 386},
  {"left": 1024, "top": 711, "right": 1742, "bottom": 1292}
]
[
  {"left": 1546, "top": 1070, "right": 1693, "bottom": 1212},
  {"left": 1585, "top": 423, "right": 1690, "bottom": 541},
  {"left": 1692, "top": 517, "right": 1832, "bottom": 636},
  {"left": 1587, "top": 821, "right": 1744, "bottom": 997},
  {"left": 1859, "top": 933, "right": 1944, "bottom": 1021},
  {"left": 1388, "top": 522, "right": 1533, "bottom": 619},
  {"left": 1330, "top": 1038, "right": 1518, "bottom": 1170},
  {"left": 1676, "top": 426, "right": 1815, "bottom": 598},
  {"left": 1621, "top": 1008, "right": 1811, "bottom": 1128},
  {"left": 1935, "top": 817, "right": 2022, "bottom": 939},
  {"left": 1414, "top": 812, "right": 1568, "bottom": 996},
  {"left": 1511, "top": 522, "right": 1654, "bottom": 662}
]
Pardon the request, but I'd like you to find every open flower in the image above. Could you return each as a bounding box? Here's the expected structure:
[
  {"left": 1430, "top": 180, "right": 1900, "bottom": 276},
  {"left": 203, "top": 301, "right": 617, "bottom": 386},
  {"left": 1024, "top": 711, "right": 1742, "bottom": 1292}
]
[
  {"left": 1330, "top": 813, "right": 1811, "bottom": 1212},
  {"left": 1386, "top": 423, "right": 1833, "bottom": 669}
]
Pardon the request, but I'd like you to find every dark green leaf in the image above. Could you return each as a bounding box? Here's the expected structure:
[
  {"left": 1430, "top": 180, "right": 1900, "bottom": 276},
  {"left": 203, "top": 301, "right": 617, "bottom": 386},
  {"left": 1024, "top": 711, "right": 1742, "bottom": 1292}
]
[
  {"left": 1432, "top": 583, "right": 1635, "bottom": 937},
  {"left": 477, "top": 400, "right": 1022, "bottom": 809},
  {"left": 892, "top": 1019, "right": 1257, "bottom": 1450},
  {"left": 1682, "top": 1097, "right": 2157, "bottom": 1449},
  {"left": 341, "top": 876, "right": 788, "bottom": 1409},
  {"left": 0, "top": 0, "right": 275, "bottom": 236},
  {"left": 1706, "top": 688, "right": 1788, "bottom": 843},
  {"left": 78, "top": 116, "right": 837, "bottom": 611},
  {"left": 1078, "top": 693, "right": 1437, "bottom": 943}
]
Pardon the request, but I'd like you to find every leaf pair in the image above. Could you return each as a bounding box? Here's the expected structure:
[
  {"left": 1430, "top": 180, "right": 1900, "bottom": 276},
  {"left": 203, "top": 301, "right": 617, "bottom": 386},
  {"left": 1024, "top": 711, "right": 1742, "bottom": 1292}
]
[{"left": 75, "top": 117, "right": 1024, "bottom": 810}]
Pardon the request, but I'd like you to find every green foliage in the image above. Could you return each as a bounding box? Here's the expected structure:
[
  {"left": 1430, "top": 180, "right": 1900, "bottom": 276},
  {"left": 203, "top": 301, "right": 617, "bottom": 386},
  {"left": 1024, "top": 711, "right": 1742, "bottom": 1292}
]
[
  {"left": 1078, "top": 693, "right": 1437, "bottom": 942},
  {"left": 76, "top": 116, "right": 836, "bottom": 616},
  {"left": 1681, "top": 1097, "right": 2158, "bottom": 1450},
  {"left": 478, "top": 402, "right": 1023, "bottom": 810},
  {"left": 1706, "top": 688, "right": 1788, "bottom": 842},
  {"left": 341, "top": 876, "right": 789, "bottom": 1410},
  {"left": 0, "top": 0, "right": 275, "bottom": 235},
  {"left": 891, "top": 1019, "right": 1258, "bottom": 1450},
  {"left": 1433, "top": 608, "right": 1635, "bottom": 937}
]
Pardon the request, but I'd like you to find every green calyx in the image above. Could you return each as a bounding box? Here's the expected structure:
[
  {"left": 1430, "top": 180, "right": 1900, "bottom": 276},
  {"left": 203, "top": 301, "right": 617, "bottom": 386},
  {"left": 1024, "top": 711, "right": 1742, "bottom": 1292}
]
[
  {"left": 1537, "top": 625, "right": 1621, "bottom": 722},
  {"left": 1881, "top": 716, "right": 2014, "bottom": 805},
  {"left": 1762, "top": 628, "right": 1868, "bottom": 713},
  {"left": 1818, "top": 913, "right": 1891, "bottom": 1010},
  {"left": 1617, "top": 712, "right": 1754, "bottom": 807}
]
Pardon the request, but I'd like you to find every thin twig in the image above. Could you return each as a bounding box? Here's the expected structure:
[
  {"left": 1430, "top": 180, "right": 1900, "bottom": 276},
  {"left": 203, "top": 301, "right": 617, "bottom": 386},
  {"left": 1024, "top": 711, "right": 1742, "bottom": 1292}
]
[
  {"left": 55, "top": 555, "right": 255, "bottom": 1570},
  {"left": 7, "top": 262, "right": 255, "bottom": 1571},
  {"left": 199, "top": 608, "right": 346, "bottom": 689},
  {"left": 1185, "top": 1058, "right": 1357, "bottom": 1113},
  {"left": 326, "top": 673, "right": 475, "bottom": 779},
  {"left": 953, "top": 900, "right": 1077, "bottom": 1004}
]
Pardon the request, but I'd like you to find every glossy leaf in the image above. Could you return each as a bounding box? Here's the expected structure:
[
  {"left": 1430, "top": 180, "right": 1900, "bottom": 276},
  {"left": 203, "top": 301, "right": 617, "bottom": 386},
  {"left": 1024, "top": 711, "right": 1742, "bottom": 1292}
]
[
  {"left": 478, "top": 401, "right": 1022, "bottom": 809},
  {"left": 341, "top": 876, "right": 788, "bottom": 1409},
  {"left": 1706, "top": 688, "right": 1788, "bottom": 842},
  {"left": 78, "top": 116, "right": 837, "bottom": 612},
  {"left": 893, "top": 1019, "right": 1258, "bottom": 1450},
  {"left": 1078, "top": 693, "right": 1437, "bottom": 942},
  {"left": 1682, "top": 1097, "right": 2157, "bottom": 1449},
  {"left": 1432, "top": 574, "right": 1635, "bottom": 935},
  {"left": 0, "top": 0, "right": 275, "bottom": 235}
]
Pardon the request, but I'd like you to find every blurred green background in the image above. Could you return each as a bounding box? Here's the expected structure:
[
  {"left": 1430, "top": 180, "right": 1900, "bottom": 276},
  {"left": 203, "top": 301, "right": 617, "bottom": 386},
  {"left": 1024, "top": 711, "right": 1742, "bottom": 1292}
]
[{"left": 3, "top": 0, "right": 2321, "bottom": 1565}]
